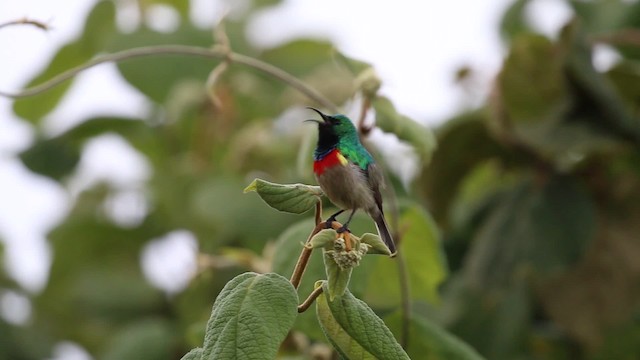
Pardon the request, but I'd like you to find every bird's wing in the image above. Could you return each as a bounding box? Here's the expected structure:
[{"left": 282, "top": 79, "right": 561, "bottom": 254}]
[{"left": 365, "top": 162, "right": 385, "bottom": 212}]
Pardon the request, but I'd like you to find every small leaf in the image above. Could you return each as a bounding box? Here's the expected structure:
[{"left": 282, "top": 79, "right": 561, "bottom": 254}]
[
  {"left": 316, "top": 282, "right": 410, "bottom": 360},
  {"left": 307, "top": 229, "right": 337, "bottom": 249},
  {"left": 360, "top": 233, "right": 392, "bottom": 256},
  {"left": 323, "top": 251, "right": 352, "bottom": 301},
  {"left": 180, "top": 348, "right": 203, "bottom": 360},
  {"left": 373, "top": 96, "right": 437, "bottom": 164},
  {"left": 244, "top": 178, "right": 323, "bottom": 214},
  {"left": 201, "top": 272, "right": 298, "bottom": 360}
]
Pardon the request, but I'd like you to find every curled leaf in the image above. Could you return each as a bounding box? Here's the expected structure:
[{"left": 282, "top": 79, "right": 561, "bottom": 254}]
[{"left": 244, "top": 178, "right": 323, "bottom": 214}]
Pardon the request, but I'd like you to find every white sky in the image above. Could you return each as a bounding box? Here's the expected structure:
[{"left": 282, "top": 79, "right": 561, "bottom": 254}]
[{"left": 0, "top": 0, "right": 573, "bottom": 293}]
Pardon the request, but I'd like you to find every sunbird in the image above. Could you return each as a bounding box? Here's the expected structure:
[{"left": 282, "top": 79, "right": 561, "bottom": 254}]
[{"left": 306, "top": 107, "right": 396, "bottom": 255}]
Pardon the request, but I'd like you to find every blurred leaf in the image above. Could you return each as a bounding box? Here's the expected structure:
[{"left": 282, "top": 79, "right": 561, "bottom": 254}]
[
  {"left": 200, "top": 272, "right": 298, "bottom": 360},
  {"left": 364, "top": 205, "right": 447, "bottom": 308},
  {"left": 13, "top": 1, "right": 116, "bottom": 124},
  {"left": 465, "top": 175, "right": 596, "bottom": 289},
  {"left": 20, "top": 117, "right": 148, "bottom": 180},
  {"left": 333, "top": 50, "right": 373, "bottom": 77},
  {"left": 499, "top": 0, "right": 533, "bottom": 42},
  {"left": 497, "top": 33, "right": 568, "bottom": 127},
  {"left": 261, "top": 39, "right": 335, "bottom": 77},
  {"left": 442, "top": 278, "right": 532, "bottom": 360},
  {"left": 34, "top": 186, "right": 169, "bottom": 352},
  {"left": 244, "top": 178, "right": 322, "bottom": 214},
  {"left": 20, "top": 137, "right": 81, "bottom": 181},
  {"left": 384, "top": 311, "right": 485, "bottom": 360},
  {"left": 420, "top": 111, "right": 519, "bottom": 225},
  {"left": 108, "top": 24, "right": 214, "bottom": 103},
  {"left": 316, "top": 281, "right": 410, "bottom": 359},
  {"left": 141, "top": 0, "right": 190, "bottom": 18},
  {"left": 102, "top": 318, "right": 177, "bottom": 360},
  {"left": 373, "top": 96, "right": 436, "bottom": 163},
  {"left": 539, "top": 203, "right": 640, "bottom": 348},
  {"left": 180, "top": 348, "right": 203, "bottom": 360}
]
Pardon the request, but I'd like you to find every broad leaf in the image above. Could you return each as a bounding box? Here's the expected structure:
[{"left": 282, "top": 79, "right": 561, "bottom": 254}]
[
  {"left": 465, "top": 175, "right": 596, "bottom": 289},
  {"left": 316, "top": 282, "right": 410, "bottom": 360},
  {"left": 201, "top": 272, "right": 298, "bottom": 360},
  {"left": 373, "top": 96, "right": 436, "bottom": 164},
  {"left": 364, "top": 205, "right": 448, "bottom": 308},
  {"left": 180, "top": 348, "right": 203, "bottom": 360},
  {"left": 13, "top": 1, "right": 116, "bottom": 124},
  {"left": 244, "top": 178, "right": 322, "bottom": 214},
  {"left": 384, "top": 311, "right": 485, "bottom": 360}
]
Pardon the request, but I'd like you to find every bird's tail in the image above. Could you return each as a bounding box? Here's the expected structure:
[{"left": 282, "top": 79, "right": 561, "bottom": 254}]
[{"left": 372, "top": 211, "right": 397, "bottom": 256}]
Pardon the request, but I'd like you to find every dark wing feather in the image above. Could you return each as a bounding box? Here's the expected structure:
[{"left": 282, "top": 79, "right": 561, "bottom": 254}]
[{"left": 364, "top": 163, "right": 385, "bottom": 212}]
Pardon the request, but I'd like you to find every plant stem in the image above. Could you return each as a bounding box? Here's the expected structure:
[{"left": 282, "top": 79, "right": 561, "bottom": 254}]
[
  {"left": 0, "top": 17, "right": 50, "bottom": 31},
  {"left": 297, "top": 285, "right": 324, "bottom": 313},
  {"left": 0, "top": 45, "right": 338, "bottom": 112}
]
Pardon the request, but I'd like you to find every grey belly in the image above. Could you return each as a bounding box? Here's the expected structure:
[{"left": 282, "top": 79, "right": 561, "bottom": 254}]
[{"left": 316, "top": 164, "right": 375, "bottom": 211}]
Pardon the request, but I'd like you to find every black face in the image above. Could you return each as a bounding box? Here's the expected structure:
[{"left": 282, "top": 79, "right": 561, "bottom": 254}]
[{"left": 308, "top": 107, "right": 339, "bottom": 157}]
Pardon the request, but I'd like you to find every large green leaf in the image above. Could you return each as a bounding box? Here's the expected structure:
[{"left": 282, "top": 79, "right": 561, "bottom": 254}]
[
  {"left": 364, "top": 205, "right": 448, "bottom": 308},
  {"left": 108, "top": 25, "right": 215, "bottom": 103},
  {"left": 244, "top": 178, "right": 323, "bottom": 214},
  {"left": 101, "top": 319, "right": 177, "bottom": 360},
  {"left": 373, "top": 96, "right": 436, "bottom": 164},
  {"left": 33, "top": 186, "right": 170, "bottom": 352},
  {"left": 316, "top": 282, "right": 410, "bottom": 359},
  {"left": 464, "top": 175, "right": 596, "bottom": 289},
  {"left": 20, "top": 117, "right": 148, "bottom": 180},
  {"left": 13, "top": 1, "right": 116, "bottom": 124},
  {"left": 384, "top": 311, "right": 485, "bottom": 360},
  {"left": 200, "top": 272, "right": 298, "bottom": 360}
]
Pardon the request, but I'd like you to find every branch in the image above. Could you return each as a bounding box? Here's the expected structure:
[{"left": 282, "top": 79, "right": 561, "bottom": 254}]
[
  {"left": 0, "top": 45, "right": 338, "bottom": 112},
  {"left": 0, "top": 17, "right": 50, "bottom": 31}
]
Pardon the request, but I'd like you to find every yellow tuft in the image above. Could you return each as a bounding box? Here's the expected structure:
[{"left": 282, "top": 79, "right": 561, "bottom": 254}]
[{"left": 337, "top": 152, "right": 348, "bottom": 166}]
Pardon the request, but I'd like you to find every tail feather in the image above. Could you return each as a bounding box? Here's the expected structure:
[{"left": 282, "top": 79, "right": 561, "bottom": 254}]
[{"left": 373, "top": 212, "right": 397, "bottom": 256}]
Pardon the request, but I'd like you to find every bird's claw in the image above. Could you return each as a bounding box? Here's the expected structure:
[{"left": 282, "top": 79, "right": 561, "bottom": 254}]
[{"left": 336, "top": 225, "right": 350, "bottom": 234}]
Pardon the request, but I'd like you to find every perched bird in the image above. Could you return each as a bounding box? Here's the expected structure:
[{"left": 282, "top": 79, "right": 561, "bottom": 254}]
[{"left": 306, "top": 107, "right": 396, "bottom": 255}]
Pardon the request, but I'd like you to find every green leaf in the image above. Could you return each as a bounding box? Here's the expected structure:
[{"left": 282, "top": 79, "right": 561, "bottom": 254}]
[
  {"left": 181, "top": 348, "right": 203, "bottom": 360},
  {"left": 201, "top": 272, "right": 298, "bottom": 360},
  {"left": 307, "top": 229, "right": 338, "bottom": 249},
  {"left": 271, "top": 218, "right": 328, "bottom": 340},
  {"left": 465, "top": 175, "right": 596, "bottom": 289},
  {"left": 323, "top": 250, "right": 353, "bottom": 301},
  {"left": 373, "top": 96, "right": 437, "bottom": 164},
  {"left": 101, "top": 319, "right": 176, "bottom": 360},
  {"left": 13, "top": 0, "right": 116, "bottom": 124},
  {"left": 364, "top": 205, "right": 448, "bottom": 308},
  {"left": 384, "top": 311, "right": 485, "bottom": 360},
  {"left": 108, "top": 24, "right": 215, "bottom": 103},
  {"left": 19, "top": 137, "right": 81, "bottom": 181},
  {"left": 244, "top": 178, "right": 322, "bottom": 214},
  {"left": 316, "top": 282, "right": 410, "bottom": 360},
  {"left": 360, "top": 233, "right": 392, "bottom": 256}
]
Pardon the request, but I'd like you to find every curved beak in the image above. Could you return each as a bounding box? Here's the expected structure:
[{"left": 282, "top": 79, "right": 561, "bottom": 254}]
[{"left": 306, "top": 107, "right": 329, "bottom": 123}]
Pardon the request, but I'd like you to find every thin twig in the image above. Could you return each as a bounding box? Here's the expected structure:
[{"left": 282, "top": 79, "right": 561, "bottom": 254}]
[
  {"left": 0, "top": 17, "right": 50, "bottom": 31},
  {"left": 0, "top": 45, "right": 338, "bottom": 112},
  {"left": 297, "top": 285, "right": 324, "bottom": 313}
]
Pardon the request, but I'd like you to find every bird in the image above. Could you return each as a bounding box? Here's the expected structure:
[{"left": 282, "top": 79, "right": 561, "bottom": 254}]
[{"left": 305, "top": 107, "right": 396, "bottom": 255}]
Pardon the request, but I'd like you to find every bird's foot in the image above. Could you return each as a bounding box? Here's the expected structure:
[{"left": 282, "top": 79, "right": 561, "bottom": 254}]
[
  {"left": 336, "top": 225, "right": 351, "bottom": 234},
  {"left": 324, "top": 216, "right": 338, "bottom": 229}
]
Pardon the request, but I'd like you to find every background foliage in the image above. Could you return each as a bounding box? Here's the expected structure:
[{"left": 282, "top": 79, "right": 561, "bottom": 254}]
[{"left": 1, "top": 0, "right": 640, "bottom": 359}]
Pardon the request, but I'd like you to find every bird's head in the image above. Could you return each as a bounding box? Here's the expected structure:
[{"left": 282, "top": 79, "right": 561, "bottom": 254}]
[{"left": 305, "top": 107, "right": 357, "bottom": 139}]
